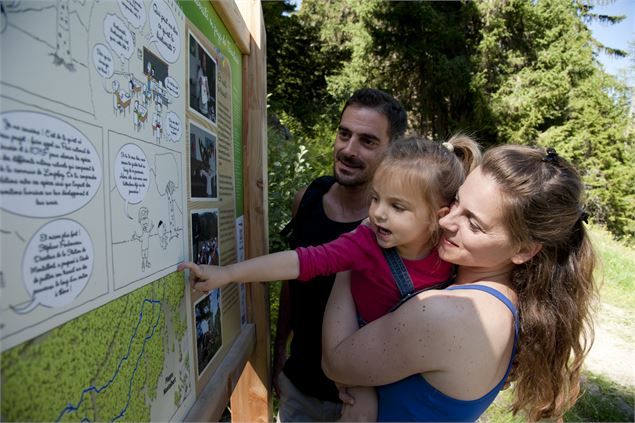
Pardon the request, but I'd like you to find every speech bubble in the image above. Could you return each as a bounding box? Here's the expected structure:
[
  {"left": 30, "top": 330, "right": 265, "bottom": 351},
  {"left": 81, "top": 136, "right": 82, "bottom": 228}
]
[
  {"left": 12, "top": 219, "right": 93, "bottom": 314},
  {"left": 164, "top": 76, "right": 179, "bottom": 98},
  {"left": 165, "top": 112, "right": 182, "bottom": 142},
  {"left": 118, "top": 0, "right": 146, "bottom": 29},
  {"left": 149, "top": 0, "right": 180, "bottom": 64},
  {"left": 0, "top": 111, "right": 102, "bottom": 218},
  {"left": 114, "top": 143, "right": 149, "bottom": 218},
  {"left": 103, "top": 13, "right": 134, "bottom": 61},
  {"left": 92, "top": 43, "right": 114, "bottom": 78}
]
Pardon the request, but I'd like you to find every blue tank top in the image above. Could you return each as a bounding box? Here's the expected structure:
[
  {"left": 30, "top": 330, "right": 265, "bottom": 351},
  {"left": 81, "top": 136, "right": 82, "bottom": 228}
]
[{"left": 377, "top": 285, "right": 519, "bottom": 422}]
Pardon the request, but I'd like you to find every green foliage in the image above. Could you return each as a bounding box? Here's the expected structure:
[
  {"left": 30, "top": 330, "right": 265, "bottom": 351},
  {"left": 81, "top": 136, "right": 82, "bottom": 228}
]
[
  {"left": 267, "top": 111, "right": 334, "bottom": 253},
  {"left": 265, "top": 0, "right": 635, "bottom": 245},
  {"left": 366, "top": 1, "right": 483, "bottom": 138},
  {"left": 263, "top": 0, "right": 346, "bottom": 128},
  {"left": 473, "top": 0, "right": 635, "bottom": 239},
  {"left": 298, "top": 0, "right": 377, "bottom": 101}
]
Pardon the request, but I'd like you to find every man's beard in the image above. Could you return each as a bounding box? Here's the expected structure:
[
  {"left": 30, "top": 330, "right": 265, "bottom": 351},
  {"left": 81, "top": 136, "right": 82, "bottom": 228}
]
[{"left": 333, "top": 152, "right": 369, "bottom": 187}]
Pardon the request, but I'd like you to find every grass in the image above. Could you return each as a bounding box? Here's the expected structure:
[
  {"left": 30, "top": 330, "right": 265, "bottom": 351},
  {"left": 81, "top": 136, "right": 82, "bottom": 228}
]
[
  {"left": 566, "top": 373, "right": 635, "bottom": 422},
  {"left": 480, "top": 372, "right": 635, "bottom": 422},
  {"left": 591, "top": 226, "right": 635, "bottom": 310}
]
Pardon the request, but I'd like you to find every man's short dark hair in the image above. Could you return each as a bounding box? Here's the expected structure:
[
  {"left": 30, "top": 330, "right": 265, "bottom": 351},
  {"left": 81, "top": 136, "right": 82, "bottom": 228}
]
[{"left": 341, "top": 88, "right": 408, "bottom": 141}]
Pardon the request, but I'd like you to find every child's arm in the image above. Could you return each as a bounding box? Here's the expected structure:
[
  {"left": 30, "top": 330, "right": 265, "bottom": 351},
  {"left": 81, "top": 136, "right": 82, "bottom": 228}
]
[
  {"left": 177, "top": 250, "right": 300, "bottom": 292},
  {"left": 339, "top": 386, "right": 377, "bottom": 422}
]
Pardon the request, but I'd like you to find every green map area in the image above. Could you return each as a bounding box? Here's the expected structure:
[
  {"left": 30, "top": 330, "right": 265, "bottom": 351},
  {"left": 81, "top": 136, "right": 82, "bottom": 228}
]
[{"left": 1, "top": 272, "right": 191, "bottom": 422}]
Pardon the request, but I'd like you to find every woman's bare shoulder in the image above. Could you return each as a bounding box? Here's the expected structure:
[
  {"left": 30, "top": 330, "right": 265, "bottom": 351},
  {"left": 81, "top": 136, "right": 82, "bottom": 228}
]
[{"left": 406, "top": 285, "right": 516, "bottom": 348}]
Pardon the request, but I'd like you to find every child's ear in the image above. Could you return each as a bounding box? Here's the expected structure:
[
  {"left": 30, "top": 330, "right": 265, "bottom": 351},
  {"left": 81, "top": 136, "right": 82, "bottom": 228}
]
[
  {"left": 511, "top": 243, "right": 542, "bottom": 265},
  {"left": 437, "top": 206, "right": 450, "bottom": 218}
]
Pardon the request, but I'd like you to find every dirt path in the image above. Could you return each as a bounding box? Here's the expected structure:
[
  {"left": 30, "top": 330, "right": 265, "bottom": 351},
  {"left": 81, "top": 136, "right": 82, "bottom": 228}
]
[{"left": 583, "top": 302, "right": 634, "bottom": 388}]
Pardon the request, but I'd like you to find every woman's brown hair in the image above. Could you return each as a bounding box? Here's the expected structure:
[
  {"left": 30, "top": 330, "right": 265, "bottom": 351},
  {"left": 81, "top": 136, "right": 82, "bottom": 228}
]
[{"left": 481, "top": 145, "right": 598, "bottom": 421}]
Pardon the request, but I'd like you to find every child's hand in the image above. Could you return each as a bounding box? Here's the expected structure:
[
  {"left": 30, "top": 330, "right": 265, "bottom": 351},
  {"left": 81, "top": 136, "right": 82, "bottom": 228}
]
[
  {"left": 177, "top": 261, "right": 232, "bottom": 292},
  {"left": 338, "top": 386, "right": 377, "bottom": 422},
  {"left": 336, "top": 383, "right": 355, "bottom": 406}
]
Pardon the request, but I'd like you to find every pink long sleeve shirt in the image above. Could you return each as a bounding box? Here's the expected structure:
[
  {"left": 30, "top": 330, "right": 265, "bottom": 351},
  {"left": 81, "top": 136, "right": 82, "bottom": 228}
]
[{"left": 296, "top": 224, "right": 452, "bottom": 323}]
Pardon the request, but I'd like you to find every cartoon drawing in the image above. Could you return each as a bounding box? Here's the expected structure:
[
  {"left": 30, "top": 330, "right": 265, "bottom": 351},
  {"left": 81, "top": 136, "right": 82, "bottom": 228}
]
[
  {"left": 165, "top": 180, "right": 178, "bottom": 239},
  {"left": 158, "top": 220, "right": 168, "bottom": 250},
  {"left": 129, "top": 72, "right": 143, "bottom": 98},
  {"left": 53, "top": 0, "right": 73, "bottom": 70},
  {"left": 131, "top": 206, "right": 154, "bottom": 271},
  {"left": 132, "top": 100, "right": 148, "bottom": 131},
  {"left": 110, "top": 79, "right": 132, "bottom": 116},
  {"left": 1, "top": 1, "right": 194, "bottom": 419},
  {"left": 152, "top": 102, "right": 162, "bottom": 142}
]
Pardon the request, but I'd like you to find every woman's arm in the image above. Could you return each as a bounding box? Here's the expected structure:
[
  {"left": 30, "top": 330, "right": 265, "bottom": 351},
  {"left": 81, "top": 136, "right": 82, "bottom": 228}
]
[
  {"left": 322, "top": 272, "right": 462, "bottom": 387},
  {"left": 321, "top": 271, "right": 359, "bottom": 361},
  {"left": 178, "top": 250, "right": 300, "bottom": 292}
]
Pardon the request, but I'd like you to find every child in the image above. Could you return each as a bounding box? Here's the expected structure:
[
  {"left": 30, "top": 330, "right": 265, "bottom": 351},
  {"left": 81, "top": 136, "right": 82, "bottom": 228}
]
[{"left": 178, "top": 135, "right": 481, "bottom": 420}]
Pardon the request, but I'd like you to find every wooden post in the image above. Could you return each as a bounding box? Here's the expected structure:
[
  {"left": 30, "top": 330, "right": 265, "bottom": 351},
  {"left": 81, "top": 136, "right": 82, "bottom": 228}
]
[{"left": 230, "top": 1, "right": 270, "bottom": 422}]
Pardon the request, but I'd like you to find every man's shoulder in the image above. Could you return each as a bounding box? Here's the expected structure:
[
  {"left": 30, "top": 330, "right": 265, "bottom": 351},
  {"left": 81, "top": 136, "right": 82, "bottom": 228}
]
[{"left": 292, "top": 176, "right": 337, "bottom": 217}]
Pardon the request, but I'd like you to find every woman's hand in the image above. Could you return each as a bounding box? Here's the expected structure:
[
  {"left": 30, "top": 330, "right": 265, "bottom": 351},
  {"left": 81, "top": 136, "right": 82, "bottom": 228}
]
[{"left": 177, "top": 261, "right": 232, "bottom": 292}]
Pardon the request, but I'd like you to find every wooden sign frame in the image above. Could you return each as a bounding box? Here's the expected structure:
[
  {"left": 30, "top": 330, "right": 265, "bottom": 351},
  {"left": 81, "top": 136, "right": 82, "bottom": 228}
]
[{"left": 184, "top": 1, "right": 269, "bottom": 421}]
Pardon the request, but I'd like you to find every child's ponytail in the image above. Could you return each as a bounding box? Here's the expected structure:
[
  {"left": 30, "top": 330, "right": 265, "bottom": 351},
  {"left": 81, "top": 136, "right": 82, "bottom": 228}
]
[{"left": 445, "top": 133, "right": 482, "bottom": 176}]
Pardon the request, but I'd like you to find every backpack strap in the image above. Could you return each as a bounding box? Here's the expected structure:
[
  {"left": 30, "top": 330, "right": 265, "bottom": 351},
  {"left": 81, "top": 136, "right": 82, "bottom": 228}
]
[
  {"left": 388, "top": 264, "right": 457, "bottom": 313},
  {"left": 280, "top": 176, "right": 336, "bottom": 248}
]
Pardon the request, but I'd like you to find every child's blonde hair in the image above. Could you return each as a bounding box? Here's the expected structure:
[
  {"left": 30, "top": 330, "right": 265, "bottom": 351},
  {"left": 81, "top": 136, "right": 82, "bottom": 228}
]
[{"left": 374, "top": 134, "right": 481, "bottom": 246}]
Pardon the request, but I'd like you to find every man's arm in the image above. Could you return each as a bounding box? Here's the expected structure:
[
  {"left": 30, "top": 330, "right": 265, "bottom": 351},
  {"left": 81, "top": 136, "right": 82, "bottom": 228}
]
[{"left": 272, "top": 187, "right": 307, "bottom": 397}]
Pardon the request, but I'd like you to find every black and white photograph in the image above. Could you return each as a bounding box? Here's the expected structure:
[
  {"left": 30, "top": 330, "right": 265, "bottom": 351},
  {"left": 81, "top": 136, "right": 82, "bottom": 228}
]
[
  {"left": 188, "top": 33, "right": 217, "bottom": 124},
  {"left": 194, "top": 289, "right": 221, "bottom": 376},
  {"left": 191, "top": 209, "right": 219, "bottom": 266},
  {"left": 189, "top": 122, "right": 218, "bottom": 199}
]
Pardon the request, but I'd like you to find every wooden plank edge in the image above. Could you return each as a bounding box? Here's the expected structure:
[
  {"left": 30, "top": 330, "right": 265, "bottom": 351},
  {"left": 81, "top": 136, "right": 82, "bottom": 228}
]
[
  {"left": 211, "top": 0, "right": 250, "bottom": 54},
  {"left": 183, "top": 324, "right": 257, "bottom": 422}
]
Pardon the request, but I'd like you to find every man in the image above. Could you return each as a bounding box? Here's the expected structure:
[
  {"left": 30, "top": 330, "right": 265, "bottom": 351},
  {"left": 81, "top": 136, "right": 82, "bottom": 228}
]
[{"left": 274, "top": 88, "right": 407, "bottom": 422}]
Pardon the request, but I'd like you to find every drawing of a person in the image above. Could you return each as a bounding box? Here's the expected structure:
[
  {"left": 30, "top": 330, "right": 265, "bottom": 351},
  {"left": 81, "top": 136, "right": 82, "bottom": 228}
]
[
  {"left": 112, "top": 80, "right": 120, "bottom": 115},
  {"left": 152, "top": 103, "right": 162, "bottom": 143},
  {"left": 132, "top": 207, "right": 154, "bottom": 271},
  {"left": 132, "top": 100, "right": 141, "bottom": 130},
  {"left": 144, "top": 62, "right": 154, "bottom": 104}
]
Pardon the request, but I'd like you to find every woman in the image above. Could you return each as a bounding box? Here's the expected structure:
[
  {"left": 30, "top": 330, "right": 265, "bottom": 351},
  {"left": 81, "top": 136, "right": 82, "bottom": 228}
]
[{"left": 321, "top": 145, "right": 597, "bottom": 421}]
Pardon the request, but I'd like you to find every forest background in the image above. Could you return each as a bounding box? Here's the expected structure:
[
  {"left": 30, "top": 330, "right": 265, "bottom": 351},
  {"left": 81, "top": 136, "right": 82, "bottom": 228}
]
[{"left": 263, "top": 0, "right": 634, "bottom": 251}]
